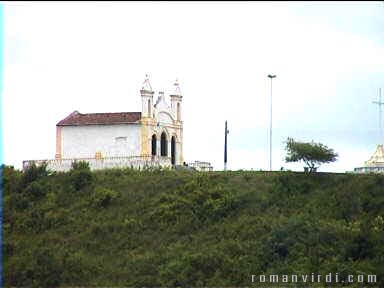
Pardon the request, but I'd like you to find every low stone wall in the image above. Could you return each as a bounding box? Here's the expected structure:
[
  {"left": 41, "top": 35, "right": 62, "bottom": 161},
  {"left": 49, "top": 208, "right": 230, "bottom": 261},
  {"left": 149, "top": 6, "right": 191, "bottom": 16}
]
[{"left": 23, "top": 156, "right": 172, "bottom": 172}]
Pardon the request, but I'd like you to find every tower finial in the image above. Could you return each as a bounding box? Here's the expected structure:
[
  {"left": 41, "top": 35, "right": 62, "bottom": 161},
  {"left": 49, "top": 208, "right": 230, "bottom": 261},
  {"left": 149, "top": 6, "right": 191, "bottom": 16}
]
[
  {"left": 142, "top": 74, "right": 152, "bottom": 91},
  {"left": 173, "top": 78, "right": 181, "bottom": 95}
]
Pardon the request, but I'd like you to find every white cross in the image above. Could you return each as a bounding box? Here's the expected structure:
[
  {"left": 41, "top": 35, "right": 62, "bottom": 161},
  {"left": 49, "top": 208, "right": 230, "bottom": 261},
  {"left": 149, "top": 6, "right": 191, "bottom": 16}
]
[{"left": 373, "top": 88, "right": 384, "bottom": 139}]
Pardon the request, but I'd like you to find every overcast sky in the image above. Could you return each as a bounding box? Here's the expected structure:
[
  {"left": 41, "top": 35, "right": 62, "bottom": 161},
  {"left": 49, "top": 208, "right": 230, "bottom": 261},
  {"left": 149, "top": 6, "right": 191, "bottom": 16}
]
[{"left": 3, "top": 1, "right": 384, "bottom": 172}]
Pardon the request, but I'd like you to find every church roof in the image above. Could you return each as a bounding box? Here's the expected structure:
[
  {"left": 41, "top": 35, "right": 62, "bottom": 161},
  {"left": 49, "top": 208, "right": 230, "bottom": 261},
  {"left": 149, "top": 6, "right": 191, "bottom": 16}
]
[
  {"left": 365, "top": 144, "right": 384, "bottom": 167},
  {"left": 57, "top": 111, "right": 142, "bottom": 126}
]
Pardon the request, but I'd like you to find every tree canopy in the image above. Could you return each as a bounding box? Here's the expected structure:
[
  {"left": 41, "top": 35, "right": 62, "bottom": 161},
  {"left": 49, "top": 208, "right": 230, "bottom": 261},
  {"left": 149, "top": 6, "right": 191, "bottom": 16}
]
[{"left": 285, "top": 137, "right": 338, "bottom": 172}]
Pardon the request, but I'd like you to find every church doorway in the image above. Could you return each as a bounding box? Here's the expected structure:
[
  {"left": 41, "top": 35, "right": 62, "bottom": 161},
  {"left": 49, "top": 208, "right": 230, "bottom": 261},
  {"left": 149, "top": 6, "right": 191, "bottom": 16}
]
[
  {"left": 161, "top": 132, "right": 167, "bottom": 156},
  {"left": 151, "top": 134, "right": 157, "bottom": 156},
  {"left": 171, "top": 136, "right": 176, "bottom": 165}
]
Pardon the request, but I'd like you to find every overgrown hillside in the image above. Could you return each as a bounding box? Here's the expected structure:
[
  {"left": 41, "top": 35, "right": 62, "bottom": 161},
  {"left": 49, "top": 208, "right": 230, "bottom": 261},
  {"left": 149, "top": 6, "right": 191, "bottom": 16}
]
[{"left": 3, "top": 165, "right": 384, "bottom": 287}]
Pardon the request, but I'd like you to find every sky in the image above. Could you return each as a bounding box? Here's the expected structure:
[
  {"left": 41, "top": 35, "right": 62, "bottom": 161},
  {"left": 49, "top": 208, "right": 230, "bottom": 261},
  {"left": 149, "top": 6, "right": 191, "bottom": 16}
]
[{"left": 2, "top": 1, "right": 384, "bottom": 172}]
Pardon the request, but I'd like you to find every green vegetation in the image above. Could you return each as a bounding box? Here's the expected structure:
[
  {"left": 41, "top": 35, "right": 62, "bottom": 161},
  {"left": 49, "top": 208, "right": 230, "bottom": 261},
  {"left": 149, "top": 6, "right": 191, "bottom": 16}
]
[
  {"left": 3, "top": 164, "right": 384, "bottom": 287},
  {"left": 285, "top": 137, "right": 338, "bottom": 172}
]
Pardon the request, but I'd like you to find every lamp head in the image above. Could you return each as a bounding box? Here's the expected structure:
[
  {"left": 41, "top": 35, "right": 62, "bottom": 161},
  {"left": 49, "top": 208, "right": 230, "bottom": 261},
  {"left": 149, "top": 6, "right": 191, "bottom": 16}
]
[{"left": 268, "top": 74, "right": 277, "bottom": 79}]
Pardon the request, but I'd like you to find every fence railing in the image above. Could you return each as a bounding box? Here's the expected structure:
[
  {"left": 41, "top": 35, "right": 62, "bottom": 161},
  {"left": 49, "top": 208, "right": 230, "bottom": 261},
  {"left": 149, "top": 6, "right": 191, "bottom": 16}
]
[
  {"left": 23, "top": 155, "right": 172, "bottom": 172},
  {"left": 354, "top": 166, "right": 384, "bottom": 174},
  {"left": 186, "top": 161, "right": 213, "bottom": 172}
]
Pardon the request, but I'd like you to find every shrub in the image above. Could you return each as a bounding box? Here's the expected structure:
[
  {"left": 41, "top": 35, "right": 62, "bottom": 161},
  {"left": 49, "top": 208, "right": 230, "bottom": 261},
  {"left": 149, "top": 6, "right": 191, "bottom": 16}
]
[
  {"left": 20, "top": 162, "right": 48, "bottom": 189},
  {"left": 2, "top": 165, "right": 22, "bottom": 195},
  {"left": 69, "top": 161, "right": 93, "bottom": 191},
  {"left": 90, "top": 187, "right": 120, "bottom": 208},
  {"left": 7, "top": 247, "right": 63, "bottom": 287},
  {"left": 70, "top": 170, "right": 93, "bottom": 191},
  {"left": 151, "top": 175, "right": 239, "bottom": 227},
  {"left": 160, "top": 250, "right": 230, "bottom": 286},
  {"left": 272, "top": 172, "right": 315, "bottom": 195},
  {"left": 71, "top": 160, "right": 90, "bottom": 170},
  {"left": 23, "top": 181, "right": 49, "bottom": 200}
]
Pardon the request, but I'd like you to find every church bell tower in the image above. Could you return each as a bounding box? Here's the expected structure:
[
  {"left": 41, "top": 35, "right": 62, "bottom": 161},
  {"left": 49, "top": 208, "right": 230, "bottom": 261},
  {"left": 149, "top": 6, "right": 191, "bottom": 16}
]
[
  {"left": 140, "top": 74, "right": 154, "bottom": 118},
  {"left": 170, "top": 79, "right": 182, "bottom": 122}
]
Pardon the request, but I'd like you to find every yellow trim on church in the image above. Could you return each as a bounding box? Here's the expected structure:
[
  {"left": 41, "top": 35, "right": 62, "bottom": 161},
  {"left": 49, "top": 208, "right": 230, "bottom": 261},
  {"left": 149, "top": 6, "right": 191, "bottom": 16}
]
[{"left": 140, "top": 118, "right": 154, "bottom": 156}]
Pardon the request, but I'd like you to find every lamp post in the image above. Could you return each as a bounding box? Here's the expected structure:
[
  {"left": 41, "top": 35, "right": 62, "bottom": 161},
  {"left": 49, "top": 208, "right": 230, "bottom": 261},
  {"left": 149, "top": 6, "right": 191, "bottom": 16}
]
[{"left": 268, "top": 74, "right": 276, "bottom": 171}]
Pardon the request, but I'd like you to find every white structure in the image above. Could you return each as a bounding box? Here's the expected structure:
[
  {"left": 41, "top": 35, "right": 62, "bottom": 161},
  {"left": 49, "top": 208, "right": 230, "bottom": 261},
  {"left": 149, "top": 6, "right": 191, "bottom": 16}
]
[
  {"left": 354, "top": 144, "right": 384, "bottom": 173},
  {"left": 353, "top": 90, "right": 384, "bottom": 174},
  {"left": 187, "top": 161, "right": 213, "bottom": 172},
  {"left": 23, "top": 76, "right": 184, "bottom": 171}
]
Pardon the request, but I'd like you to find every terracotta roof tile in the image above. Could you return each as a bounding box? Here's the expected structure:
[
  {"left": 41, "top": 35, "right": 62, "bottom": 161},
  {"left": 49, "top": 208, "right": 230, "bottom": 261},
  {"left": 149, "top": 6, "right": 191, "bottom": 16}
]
[{"left": 57, "top": 111, "right": 142, "bottom": 126}]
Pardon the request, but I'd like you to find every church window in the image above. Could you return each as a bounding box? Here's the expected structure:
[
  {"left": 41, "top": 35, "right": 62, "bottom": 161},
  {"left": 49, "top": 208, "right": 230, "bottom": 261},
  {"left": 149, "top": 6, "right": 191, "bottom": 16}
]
[
  {"left": 115, "top": 137, "right": 127, "bottom": 143},
  {"left": 148, "top": 100, "right": 151, "bottom": 118},
  {"left": 161, "top": 132, "right": 167, "bottom": 156}
]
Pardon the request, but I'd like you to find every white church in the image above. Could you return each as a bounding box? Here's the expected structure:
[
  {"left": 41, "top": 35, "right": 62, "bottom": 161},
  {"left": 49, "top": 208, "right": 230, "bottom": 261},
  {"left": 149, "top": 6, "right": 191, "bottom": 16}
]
[{"left": 23, "top": 76, "right": 185, "bottom": 171}]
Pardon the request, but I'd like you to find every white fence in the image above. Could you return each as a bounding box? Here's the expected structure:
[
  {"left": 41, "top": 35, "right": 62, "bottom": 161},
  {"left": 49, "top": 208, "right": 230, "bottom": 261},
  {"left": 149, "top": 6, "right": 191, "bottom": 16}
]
[
  {"left": 186, "top": 161, "right": 213, "bottom": 172},
  {"left": 354, "top": 166, "right": 384, "bottom": 174},
  {"left": 23, "top": 155, "right": 172, "bottom": 172}
]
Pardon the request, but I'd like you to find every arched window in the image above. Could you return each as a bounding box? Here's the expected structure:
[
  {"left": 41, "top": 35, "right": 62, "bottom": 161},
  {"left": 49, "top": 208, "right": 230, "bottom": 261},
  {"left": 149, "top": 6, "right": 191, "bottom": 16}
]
[
  {"left": 148, "top": 100, "right": 151, "bottom": 118},
  {"left": 151, "top": 134, "right": 157, "bottom": 156},
  {"left": 177, "top": 102, "right": 180, "bottom": 120},
  {"left": 171, "top": 136, "right": 176, "bottom": 165},
  {"left": 161, "top": 132, "right": 167, "bottom": 156}
]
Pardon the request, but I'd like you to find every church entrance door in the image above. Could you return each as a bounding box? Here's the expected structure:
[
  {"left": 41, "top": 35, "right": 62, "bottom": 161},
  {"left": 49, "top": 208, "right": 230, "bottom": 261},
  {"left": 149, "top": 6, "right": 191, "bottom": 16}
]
[
  {"left": 171, "top": 136, "right": 176, "bottom": 165},
  {"left": 152, "top": 135, "right": 157, "bottom": 156},
  {"left": 161, "top": 132, "right": 168, "bottom": 156}
]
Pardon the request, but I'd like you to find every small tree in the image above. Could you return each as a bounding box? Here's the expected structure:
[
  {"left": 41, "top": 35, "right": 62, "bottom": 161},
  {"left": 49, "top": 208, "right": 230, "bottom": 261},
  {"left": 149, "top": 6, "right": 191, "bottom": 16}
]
[
  {"left": 285, "top": 137, "right": 338, "bottom": 173},
  {"left": 69, "top": 160, "right": 92, "bottom": 191}
]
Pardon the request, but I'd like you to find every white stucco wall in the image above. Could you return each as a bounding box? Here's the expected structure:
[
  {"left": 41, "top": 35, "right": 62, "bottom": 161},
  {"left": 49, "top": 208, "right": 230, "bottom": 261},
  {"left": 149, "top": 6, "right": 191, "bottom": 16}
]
[{"left": 61, "top": 124, "right": 141, "bottom": 159}]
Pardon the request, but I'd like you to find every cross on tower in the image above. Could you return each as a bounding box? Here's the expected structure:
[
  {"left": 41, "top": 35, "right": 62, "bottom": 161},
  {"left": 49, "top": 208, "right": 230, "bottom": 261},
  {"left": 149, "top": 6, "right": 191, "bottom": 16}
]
[
  {"left": 373, "top": 88, "right": 384, "bottom": 140},
  {"left": 142, "top": 74, "right": 152, "bottom": 91}
]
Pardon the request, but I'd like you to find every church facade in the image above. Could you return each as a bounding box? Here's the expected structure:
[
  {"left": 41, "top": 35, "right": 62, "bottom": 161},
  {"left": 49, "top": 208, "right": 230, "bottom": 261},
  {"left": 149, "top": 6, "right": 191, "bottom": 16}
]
[{"left": 24, "top": 76, "right": 184, "bottom": 171}]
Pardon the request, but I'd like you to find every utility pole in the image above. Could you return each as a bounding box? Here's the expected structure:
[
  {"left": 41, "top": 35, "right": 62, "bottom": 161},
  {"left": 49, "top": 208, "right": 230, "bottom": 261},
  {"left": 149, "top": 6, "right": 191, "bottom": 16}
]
[
  {"left": 224, "top": 120, "right": 229, "bottom": 171},
  {"left": 268, "top": 74, "right": 276, "bottom": 171}
]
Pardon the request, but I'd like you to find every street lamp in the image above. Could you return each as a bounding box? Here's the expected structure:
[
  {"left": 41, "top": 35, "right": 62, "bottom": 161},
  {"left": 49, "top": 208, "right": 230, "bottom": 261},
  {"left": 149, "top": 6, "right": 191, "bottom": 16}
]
[{"left": 268, "top": 74, "right": 276, "bottom": 171}]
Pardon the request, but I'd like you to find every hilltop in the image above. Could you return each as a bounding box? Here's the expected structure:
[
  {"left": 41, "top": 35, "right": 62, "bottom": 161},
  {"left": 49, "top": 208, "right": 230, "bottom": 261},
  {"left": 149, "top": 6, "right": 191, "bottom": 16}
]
[{"left": 3, "top": 165, "right": 384, "bottom": 287}]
